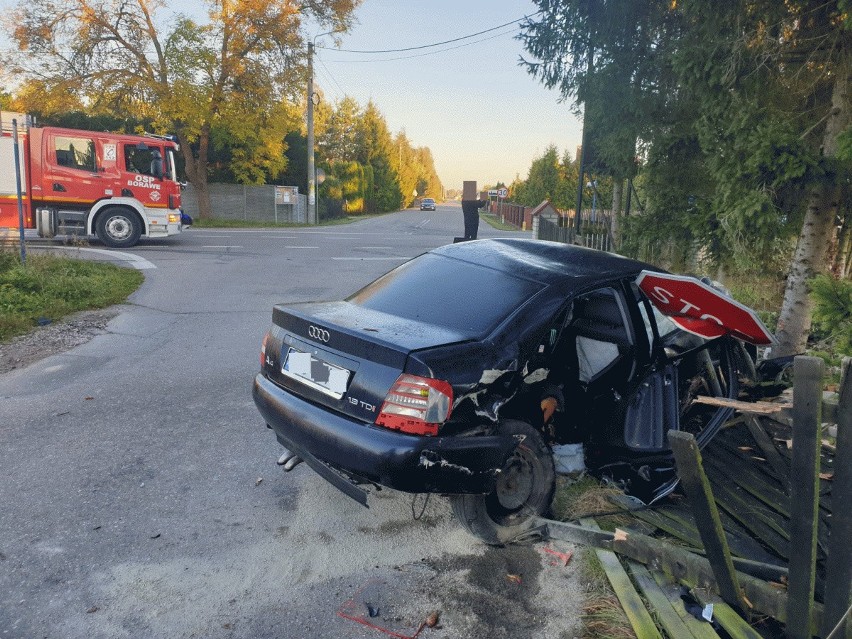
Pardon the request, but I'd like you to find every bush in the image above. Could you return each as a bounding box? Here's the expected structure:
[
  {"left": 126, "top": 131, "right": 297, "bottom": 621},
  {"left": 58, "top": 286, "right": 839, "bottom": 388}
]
[{"left": 810, "top": 274, "right": 852, "bottom": 356}]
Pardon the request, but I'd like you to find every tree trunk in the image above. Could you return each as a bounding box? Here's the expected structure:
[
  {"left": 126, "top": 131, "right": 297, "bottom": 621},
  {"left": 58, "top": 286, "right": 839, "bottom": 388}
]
[
  {"left": 835, "top": 202, "right": 851, "bottom": 278},
  {"left": 775, "top": 62, "right": 850, "bottom": 357},
  {"left": 180, "top": 123, "right": 213, "bottom": 220},
  {"left": 611, "top": 178, "right": 623, "bottom": 250}
]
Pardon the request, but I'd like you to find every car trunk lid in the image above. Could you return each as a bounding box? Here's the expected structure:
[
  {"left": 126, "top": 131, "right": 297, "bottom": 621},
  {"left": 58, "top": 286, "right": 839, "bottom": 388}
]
[{"left": 265, "top": 301, "right": 475, "bottom": 423}]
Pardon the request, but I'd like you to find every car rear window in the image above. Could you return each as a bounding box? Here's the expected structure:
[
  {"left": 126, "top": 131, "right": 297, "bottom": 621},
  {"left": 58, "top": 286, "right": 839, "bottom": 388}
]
[{"left": 347, "top": 253, "right": 543, "bottom": 335}]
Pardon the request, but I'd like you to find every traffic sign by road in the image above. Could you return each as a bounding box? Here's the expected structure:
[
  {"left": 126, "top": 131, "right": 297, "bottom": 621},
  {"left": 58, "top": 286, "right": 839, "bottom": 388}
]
[
  {"left": 497, "top": 188, "right": 508, "bottom": 199},
  {"left": 487, "top": 189, "right": 498, "bottom": 197},
  {"left": 636, "top": 271, "right": 775, "bottom": 345}
]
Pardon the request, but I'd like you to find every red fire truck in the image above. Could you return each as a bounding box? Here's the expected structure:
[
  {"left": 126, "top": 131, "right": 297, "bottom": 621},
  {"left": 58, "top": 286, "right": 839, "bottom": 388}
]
[{"left": 0, "top": 111, "right": 184, "bottom": 248}]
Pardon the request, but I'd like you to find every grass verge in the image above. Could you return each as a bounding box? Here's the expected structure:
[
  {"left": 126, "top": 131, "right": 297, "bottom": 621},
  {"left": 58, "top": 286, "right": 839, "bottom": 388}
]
[
  {"left": 551, "top": 475, "right": 637, "bottom": 638},
  {"left": 0, "top": 250, "right": 144, "bottom": 342},
  {"left": 479, "top": 212, "right": 523, "bottom": 231},
  {"left": 578, "top": 550, "right": 637, "bottom": 639}
]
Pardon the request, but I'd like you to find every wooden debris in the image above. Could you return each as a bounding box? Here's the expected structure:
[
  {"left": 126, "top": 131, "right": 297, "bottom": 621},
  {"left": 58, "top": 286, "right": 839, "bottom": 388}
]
[
  {"left": 669, "top": 430, "right": 747, "bottom": 612},
  {"left": 649, "top": 570, "right": 722, "bottom": 639},
  {"left": 691, "top": 396, "right": 785, "bottom": 414},
  {"left": 688, "top": 589, "right": 763, "bottom": 639},
  {"left": 629, "top": 561, "right": 721, "bottom": 639},
  {"left": 582, "top": 519, "right": 662, "bottom": 639}
]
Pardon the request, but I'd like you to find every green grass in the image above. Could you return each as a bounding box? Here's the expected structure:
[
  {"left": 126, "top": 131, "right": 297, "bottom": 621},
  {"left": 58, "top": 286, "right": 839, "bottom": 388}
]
[
  {"left": 0, "top": 250, "right": 144, "bottom": 342},
  {"left": 578, "top": 549, "right": 637, "bottom": 639},
  {"left": 479, "top": 212, "right": 523, "bottom": 231}
]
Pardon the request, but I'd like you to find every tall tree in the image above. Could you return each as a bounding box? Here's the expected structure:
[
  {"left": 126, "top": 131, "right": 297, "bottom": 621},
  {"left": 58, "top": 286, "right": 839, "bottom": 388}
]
[
  {"left": 320, "top": 96, "right": 361, "bottom": 164},
  {"left": 673, "top": 1, "right": 851, "bottom": 356},
  {"left": 355, "top": 100, "right": 399, "bottom": 212},
  {"left": 3, "top": 0, "right": 360, "bottom": 218},
  {"left": 521, "top": 0, "right": 852, "bottom": 356}
]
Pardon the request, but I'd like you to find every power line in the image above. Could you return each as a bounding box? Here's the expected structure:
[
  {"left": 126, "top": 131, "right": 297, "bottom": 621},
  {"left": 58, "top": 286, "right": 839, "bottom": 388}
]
[
  {"left": 316, "top": 54, "right": 346, "bottom": 98},
  {"left": 316, "top": 11, "right": 540, "bottom": 54},
  {"left": 321, "top": 26, "right": 522, "bottom": 64}
]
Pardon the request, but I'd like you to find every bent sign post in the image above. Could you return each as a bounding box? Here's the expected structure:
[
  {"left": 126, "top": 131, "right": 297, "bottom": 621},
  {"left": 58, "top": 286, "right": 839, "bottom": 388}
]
[{"left": 636, "top": 271, "right": 775, "bottom": 345}]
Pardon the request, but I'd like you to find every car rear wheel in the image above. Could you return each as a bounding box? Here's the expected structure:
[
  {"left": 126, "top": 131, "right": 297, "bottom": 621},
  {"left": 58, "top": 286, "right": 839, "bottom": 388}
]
[{"left": 450, "top": 419, "right": 555, "bottom": 545}]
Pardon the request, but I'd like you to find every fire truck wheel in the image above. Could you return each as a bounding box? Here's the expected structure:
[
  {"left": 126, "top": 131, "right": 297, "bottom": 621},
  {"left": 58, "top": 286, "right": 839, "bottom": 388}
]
[{"left": 96, "top": 207, "right": 142, "bottom": 248}]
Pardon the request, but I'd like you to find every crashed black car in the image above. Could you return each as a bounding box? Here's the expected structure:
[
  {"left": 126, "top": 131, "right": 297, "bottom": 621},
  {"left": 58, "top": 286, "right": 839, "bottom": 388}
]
[{"left": 253, "top": 239, "right": 767, "bottom": 544}]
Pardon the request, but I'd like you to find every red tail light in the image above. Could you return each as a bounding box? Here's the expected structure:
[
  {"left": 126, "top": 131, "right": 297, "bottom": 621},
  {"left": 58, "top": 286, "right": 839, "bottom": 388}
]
[{"left": 375, "top": 374, "right": 453, "bottom": 436}]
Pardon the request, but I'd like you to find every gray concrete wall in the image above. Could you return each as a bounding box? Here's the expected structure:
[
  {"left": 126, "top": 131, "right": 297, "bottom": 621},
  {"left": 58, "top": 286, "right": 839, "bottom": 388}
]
[{"left": 181, "top": 183, "right": 307, "bottom": 223}]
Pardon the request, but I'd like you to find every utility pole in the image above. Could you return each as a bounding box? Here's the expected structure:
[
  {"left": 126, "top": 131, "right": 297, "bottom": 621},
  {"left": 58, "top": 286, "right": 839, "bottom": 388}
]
[
  {"left": 307, "top": 31, "right": 337, "bottom": 224},
  {"left": 307, "top": 40, "right": 316, "bottom": 224}
]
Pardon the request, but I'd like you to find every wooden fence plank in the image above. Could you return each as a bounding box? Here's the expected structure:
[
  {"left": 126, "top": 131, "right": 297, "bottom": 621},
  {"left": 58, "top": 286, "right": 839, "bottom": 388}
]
[
  {"left": 649, "top": 570, "right": 722, "bottom": 639},
  {"left": 669, "top": 430, "right": 747, "bottom": 611},
  {"left": 709, "top": 477, "right": 790, "bottom": 559},
  {"left": 594, "top": 548, "right": 663, "bottom": 639},
  {"left": 704, "top": 446, "right": 791, "bottom": 513},
  {"left": 578, "top": 519, "right": 662, "bottom": 639},
  {"left": 689, "top": 590, "right": 764, "bottom": 639},
  {"left": 786, "top": 356, "right": 824, "bottom": 639},
  {"left": 744, "top": 415, "right": 792, "bottom": 491},
  {"left": 820, "top": 356, "right": 852, "bottom": 638},
  {"left": 691, "top": 395, "right": 784, "bottom": 413},
  {"left": 629, "top": 561, "right": 720, "bottom": 639},
  {"left": 610, "top": 528, "right": 824, "bottom": 627}
]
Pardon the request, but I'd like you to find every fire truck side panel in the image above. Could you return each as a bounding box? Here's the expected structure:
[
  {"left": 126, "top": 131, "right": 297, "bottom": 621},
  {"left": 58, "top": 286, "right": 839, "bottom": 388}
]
[
  {"left": 2, "top": 117, "right": 182, "bottom": 246},
  {"left": 0, "top": 126, "right": 34, "bottom": 228}
]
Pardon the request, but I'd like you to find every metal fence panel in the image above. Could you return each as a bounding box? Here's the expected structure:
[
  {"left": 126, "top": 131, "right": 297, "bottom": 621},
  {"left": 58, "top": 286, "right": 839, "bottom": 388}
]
[{"left": 182, "top": 183, "right": 306, "bottom": 223}]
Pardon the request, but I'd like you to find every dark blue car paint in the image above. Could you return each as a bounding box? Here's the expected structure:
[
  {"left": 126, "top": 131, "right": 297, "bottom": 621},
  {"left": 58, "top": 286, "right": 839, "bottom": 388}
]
[{"left": 254, "top": 238, "right": 741, "bottom": 505}]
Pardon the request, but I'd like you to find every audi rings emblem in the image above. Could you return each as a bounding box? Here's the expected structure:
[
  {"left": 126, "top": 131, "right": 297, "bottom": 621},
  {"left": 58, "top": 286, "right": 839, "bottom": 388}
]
[{"left": 308, "top": 325, "right": 331, "bottom": 342}]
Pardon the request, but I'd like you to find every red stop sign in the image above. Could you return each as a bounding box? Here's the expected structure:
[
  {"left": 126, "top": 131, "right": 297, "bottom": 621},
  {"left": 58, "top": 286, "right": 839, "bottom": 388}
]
[{"left": 636, "top": 271, "right": 775, "bottom": 345}]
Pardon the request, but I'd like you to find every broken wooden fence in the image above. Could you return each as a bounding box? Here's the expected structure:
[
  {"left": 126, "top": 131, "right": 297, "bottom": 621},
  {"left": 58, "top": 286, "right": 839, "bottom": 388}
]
[{"left": 537, "top": 355, "right": 851, "bottom": 639}]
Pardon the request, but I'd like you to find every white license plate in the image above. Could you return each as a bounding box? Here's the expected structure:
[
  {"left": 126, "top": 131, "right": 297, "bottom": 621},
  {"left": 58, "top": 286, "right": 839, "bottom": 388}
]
[{"left": 282, "top": 348, "right": 351, "bottom": 399}]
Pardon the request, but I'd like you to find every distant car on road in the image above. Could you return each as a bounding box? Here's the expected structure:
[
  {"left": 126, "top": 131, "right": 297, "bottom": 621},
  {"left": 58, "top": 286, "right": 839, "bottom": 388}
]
[
  {"left": 253, "top": 239, "right": 771, "bottom": 544},
  {"left": 420, "top": 198, "right": 436, "bottom": 211}
]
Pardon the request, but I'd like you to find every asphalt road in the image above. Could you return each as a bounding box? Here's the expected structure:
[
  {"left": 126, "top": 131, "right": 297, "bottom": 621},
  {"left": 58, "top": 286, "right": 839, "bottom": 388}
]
[{"left": 0, "top": 205, "right": 584, "bottom": 639}]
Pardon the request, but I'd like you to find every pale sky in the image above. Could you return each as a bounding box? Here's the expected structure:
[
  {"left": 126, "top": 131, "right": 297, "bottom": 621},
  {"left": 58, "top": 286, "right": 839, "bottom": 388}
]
[
  {"left": 0, "top": 0, "right": 583, "bottom": 192},
  {"left": 320, "top": 0, "right": 583, "bottom": 191}
]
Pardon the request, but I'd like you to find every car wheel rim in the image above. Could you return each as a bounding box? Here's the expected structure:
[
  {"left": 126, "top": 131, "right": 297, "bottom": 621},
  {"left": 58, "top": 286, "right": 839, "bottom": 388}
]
[
  {"left": 494, "top": 447, "right": 535, "bottom": 511},
  {"left": 106, "top": 216, "right": 131, "bottom": 241}
]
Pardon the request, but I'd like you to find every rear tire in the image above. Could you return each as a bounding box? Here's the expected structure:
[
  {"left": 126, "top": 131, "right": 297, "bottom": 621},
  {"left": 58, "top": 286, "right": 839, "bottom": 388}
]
[
  {"left": 450, "top": 419, "right": 555, "bottom": 545},
  {"left": 95, "top": 207, "right": 142, "bottom": 248}
]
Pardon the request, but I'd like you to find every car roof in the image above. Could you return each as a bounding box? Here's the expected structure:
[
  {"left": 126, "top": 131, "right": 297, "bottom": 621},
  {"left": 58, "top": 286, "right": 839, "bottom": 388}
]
[{"left": 430, "top": 238, "right": 662, "bottom": 288}]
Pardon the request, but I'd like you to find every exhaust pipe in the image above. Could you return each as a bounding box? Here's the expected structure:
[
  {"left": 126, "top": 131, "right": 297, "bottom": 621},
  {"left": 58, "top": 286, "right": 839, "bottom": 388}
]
[{"left": 276, "top": 449, "right": 303, "bottom": 471}]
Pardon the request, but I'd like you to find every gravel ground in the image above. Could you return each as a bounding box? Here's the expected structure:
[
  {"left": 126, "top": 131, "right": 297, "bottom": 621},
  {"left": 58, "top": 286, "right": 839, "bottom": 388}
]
[{"left": 0, "top": 308, "right": 120, "bottom": 375}]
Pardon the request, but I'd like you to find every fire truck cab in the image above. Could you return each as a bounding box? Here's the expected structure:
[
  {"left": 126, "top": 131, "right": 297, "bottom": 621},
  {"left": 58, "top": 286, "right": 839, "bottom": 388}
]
[{"left": 0, "top": 111, "right": 184, "bottom": 248}]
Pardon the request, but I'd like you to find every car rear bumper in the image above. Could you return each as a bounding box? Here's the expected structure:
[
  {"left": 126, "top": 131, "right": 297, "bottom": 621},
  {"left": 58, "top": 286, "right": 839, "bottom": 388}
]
[{"left": 253, "top": 373, "right": 515, "bottom": 499}]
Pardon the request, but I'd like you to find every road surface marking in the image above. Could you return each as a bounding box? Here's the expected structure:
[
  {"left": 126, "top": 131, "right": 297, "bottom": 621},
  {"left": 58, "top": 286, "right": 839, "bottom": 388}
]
[
  {"left": 39, "top": 246, "right": 157, "bottom": 270},
  {"left": 202, "top": 245, "right": 243, "bottom": 249},
  {"left": 331, "top": 256, "right": 408, "bottom": 261},
  {"left": 189, "top": 234, "right": 233, "bottom": 237},
  {"left": 358, "top": 246, "right": 393, "bottom": 249}
]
